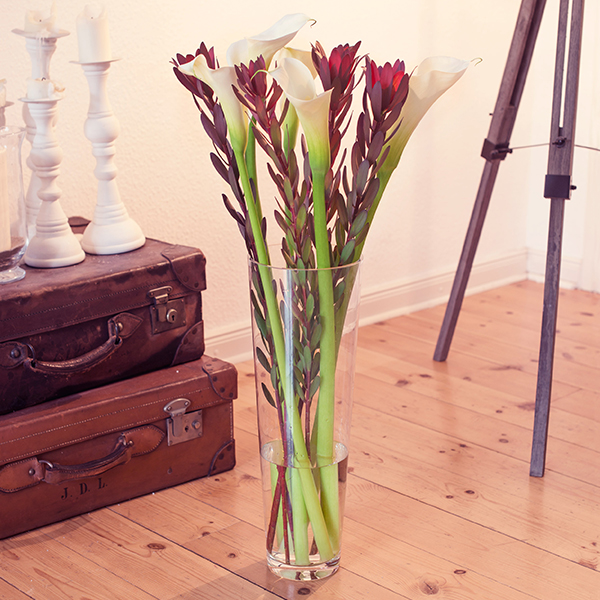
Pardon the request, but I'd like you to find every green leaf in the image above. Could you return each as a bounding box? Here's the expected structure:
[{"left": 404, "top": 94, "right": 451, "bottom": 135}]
[
  {"left": 311, "top": 352, "right": 320, "bottom": 379},
  {"left": 256, "top": 347, "right": 271, "bottom": 373},
  {"left": 274, "top": 210, "right": 288, "bottom": 232},
  {"left": 301, "top": 238, "right": 312, "bottom": 265},
  {"left": 285, "top": 230, "right": 296, "bottom": 254},
  {"left": 311, "top": 324, "right": 322, "bottom": 352},
  {"left": 270, "top": 366, "right": 279, "bottom": 391},
  {"left": 306, "top": 293, "right": 315, "bottom": 318},
  {"left": 340, "top": 239, "right": 356, "bottom": 264},
  {"left": 294, "top": 364, "right": 303, "bottom": 385},
  {"left": 297, "top": 205, "right": 307, "bottom": 230},
  {"left": 283, "top": 178, "right": 294, "bottom": 204},
  {"left": 261, "top": 382, "right": 277, "bottom": 408},
  {"left": 303, "top": 345, "right": 312, "bottom": 372},
  {"left": 294, "top": 337, "right": 305, "bottom": 358},
  {"left": 334, "top": 280, "right": 346, "bottom": 303},
  {"left": 296, "top": 266, "right": 306, "bottom": 285},
  {"left": 356, "top": 159, "right": 370, "bottom": 196},
  {"left": 254, "top": 307, "right": 268, "bottom": 340},
  {"left": 362, "top": 178, "right": 381, "bottom": 212},
  {"left": 308, "top": 375, "right": 321, "bottom": 399},
  {"left": 349, "top": 210, "right": 368, "bottom": 239}
]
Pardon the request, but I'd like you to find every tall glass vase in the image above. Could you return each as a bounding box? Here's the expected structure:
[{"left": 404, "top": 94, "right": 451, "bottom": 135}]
[
  {"left": 0, "top": 126, "right": 27, "bottom": 283},
  {"left": 249, "top": 256, "right": 361, "bottom": 580}
]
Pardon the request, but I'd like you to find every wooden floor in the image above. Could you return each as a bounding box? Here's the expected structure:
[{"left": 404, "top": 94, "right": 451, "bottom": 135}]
[{"left": 0, "top": 280, "right": 598, "bottom": 599}]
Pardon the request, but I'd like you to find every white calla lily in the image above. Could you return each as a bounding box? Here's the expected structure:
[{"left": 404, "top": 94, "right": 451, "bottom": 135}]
[
  {"left": 178, "top": 14, "right": 312, "bottom": 155},
  {"left": 226, "top": 13, "right": 312, "bottom": 68},
  {"left": 276, "top": 49, "right": 318, "bottom": 156},
  {"left": 278, "top": 47, "right": 319, "bottom": 79},
  {"left": 271, "top": 57, "right": 332, "bottom": 172},
  {"left": 180, "top": 55, "right": 248, "bottom": 153},
  {"left": 382, "top": 56, "right": 470, "bottom": 174}
]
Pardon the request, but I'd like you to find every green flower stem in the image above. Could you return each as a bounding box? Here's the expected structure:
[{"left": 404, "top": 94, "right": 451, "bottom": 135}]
[
  {"left": 312, "top": 170, "right": 336, "bottom": 454},
  {"left": 245, "top": 121, "right": 262, "bottom": 220},
  {"left": 312, "top": 166, "right": 341, "bottom": 551},
  {"left": 290, "top": 467, "right": 310, "bottom": 564},
  {"left": 234, "top": 148, "right": 335, "bottom": 562}
]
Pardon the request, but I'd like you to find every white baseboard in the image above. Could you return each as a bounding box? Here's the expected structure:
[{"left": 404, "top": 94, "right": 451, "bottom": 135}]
[
  {"left": 205, "top": 249, "right": 529, "bottom": 364},
  {"left": 526, "top": 248, "right": 581, "bottom": 289},
  {"left": 204, "top": 324, "right": 253, "bottom": 366},
  {"left": 358, "top": 249, "right": 528, "bottom": 326}
]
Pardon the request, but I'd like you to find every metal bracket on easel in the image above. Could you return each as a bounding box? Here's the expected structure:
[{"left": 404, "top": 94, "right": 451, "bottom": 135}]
[
  {"left": 544, "top": 174, "right": 574, "bottom": 199},
  {"left": 481, "top": 138, "right": 513, "bottom": 161}
]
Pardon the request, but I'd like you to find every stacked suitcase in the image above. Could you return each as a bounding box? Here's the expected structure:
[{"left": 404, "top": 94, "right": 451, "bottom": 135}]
[{"left": 0, "top": 234, "right": 237, "bottom": 539}]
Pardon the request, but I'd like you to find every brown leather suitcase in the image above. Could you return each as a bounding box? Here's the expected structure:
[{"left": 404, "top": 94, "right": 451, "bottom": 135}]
[
  {"left": 0, "top": 355, "right": 236, "bottom": 540},
  {"left": 0, "top": 236, "right": 206, "bottom": 414}
]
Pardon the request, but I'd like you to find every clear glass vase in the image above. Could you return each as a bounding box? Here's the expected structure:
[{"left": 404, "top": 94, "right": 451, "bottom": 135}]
[
  {"left": 249, "top": 255, "right": 361, "bottom": 580},
  {"left": 0, "top": 126, "right": 27, "bottom": 283}
]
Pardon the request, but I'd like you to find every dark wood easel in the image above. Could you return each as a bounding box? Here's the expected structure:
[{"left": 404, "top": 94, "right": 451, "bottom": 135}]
[{"left": 433, "top": 0, "right": 585, "bottom": 477}]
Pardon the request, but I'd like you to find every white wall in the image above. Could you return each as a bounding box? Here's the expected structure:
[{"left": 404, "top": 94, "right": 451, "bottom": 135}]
[{"left": 3, "top": 0, "right": 594, "bottom": 363}]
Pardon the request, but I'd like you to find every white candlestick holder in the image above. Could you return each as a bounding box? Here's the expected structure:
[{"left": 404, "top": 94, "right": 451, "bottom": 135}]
[
  {"left": 0, "top": 102, "right": 13, "bottom": 128},
  {"left": 22, "top": 100, "right": 43, "bottom": 240},
  {"left": 22, "top": 96, "right": 85, "bottom": 268},
  {"left": 78, "top": 59, "right": 145, "bottom": 255},
  {"left": 13, "top": 28, "right": 69, "bottom": 238}
]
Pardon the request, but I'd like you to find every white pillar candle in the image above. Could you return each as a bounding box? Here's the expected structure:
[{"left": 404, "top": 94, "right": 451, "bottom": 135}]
[
  {"left": 0, "top": 147, "right": 11, "bottom": 253},
  {"left": 26, "top": 77, "right": 57, "bottom": 100},
  {"left": 0, "top": 80, "right": 6, "bottom": 108},
  {"left": 76, "top": 4, "right": 112, "bottom": 63},
  {"left": 24, "top": 2, "right": 57, "bottom": 34}
]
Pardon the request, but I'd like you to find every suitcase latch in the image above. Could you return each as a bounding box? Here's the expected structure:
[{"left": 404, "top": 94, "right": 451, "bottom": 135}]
[
  {"left": 163, "top": 398, "right": 203, "bottom": 446},
  {"left": 148, "top": 286, "right": 186, "bottom": 334}
]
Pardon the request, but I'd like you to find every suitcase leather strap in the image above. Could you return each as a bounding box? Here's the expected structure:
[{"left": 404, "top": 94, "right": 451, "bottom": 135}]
[
  {"left": 0, "top": 313, "right": 142, "bottom": 374},
  {"left": 0, "top": 425, "right": 164, "bottom": 493}
]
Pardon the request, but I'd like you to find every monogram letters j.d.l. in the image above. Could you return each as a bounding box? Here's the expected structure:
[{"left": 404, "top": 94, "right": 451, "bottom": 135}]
[{"left": 60, "top": 477, "right": 107, "bottom": 500}]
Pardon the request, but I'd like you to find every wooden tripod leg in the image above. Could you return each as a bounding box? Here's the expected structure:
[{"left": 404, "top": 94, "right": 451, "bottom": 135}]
[
  {"left": 530, "top": 0, "right": 584, "bottom": 477},
  {"left": 530, "top": 199, "right": 565, "bottom": 476},
  {"left": 433, "top": 160, "right": 500, "bottom": 361},
  {"left": 434, "top": 0, "right": 547, "bottom": 362}
]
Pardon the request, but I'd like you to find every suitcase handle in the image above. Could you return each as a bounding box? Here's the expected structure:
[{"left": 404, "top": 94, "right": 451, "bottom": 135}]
[
  {"left": 0, "top": 426, "right": 165, "bottom": 493},
  {"left": 15, "top": 313, "right": 142, "bottom": 375},
  {"left": 40, "top": 435, "right": 134, "bottom": 484}
]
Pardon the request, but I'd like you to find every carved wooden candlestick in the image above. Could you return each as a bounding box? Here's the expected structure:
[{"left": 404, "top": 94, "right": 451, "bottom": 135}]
[
  {"left": 23, "top": 96, "right": 85, "bottom": 268},
  {"left": 78, "top": 59, "right": 145, "bottom": 255}
]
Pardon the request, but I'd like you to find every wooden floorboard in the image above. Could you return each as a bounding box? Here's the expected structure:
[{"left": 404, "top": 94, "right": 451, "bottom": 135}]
[{"left": 0, "top": 280, "right": 598, "bottom": 599}]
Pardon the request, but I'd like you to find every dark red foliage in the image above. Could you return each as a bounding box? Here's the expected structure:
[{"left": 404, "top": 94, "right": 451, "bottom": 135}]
[
  {"left": 312, "top": 41, "right": 362, "bottom": 165},
  {"left": 233, "top": 56, "right": 284, "bottom": 136},
  {"left": 171, "top": 43, "right": 218, "bottom": 110},
  {"left": 171, "top": 43, "right": 259, "bottom": 259},
  {"left": 364, "top": 57, "right": 409, "bottom": 131}
]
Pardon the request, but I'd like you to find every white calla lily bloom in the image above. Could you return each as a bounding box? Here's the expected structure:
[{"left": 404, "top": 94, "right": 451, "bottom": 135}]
[
  {"left": 271, "top": 57, "right": 332, "bottom": 172},
  {"left": 180, "top": 55, "right": 248, "bottom": 153},
  {"left": 178, "top": 14, "right": 312, "bottom": 155},
  {"left": 278, "top": 47, "right": 319, "bottom": 79},
  {"left": 226, "top": 13, "right": 312, "bottom": 68},
  {"left": 382, "top": 56, "right": 470, "bottom": 173}
]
